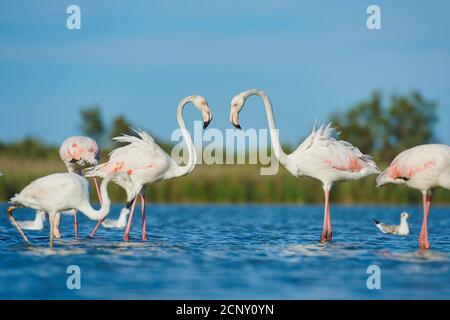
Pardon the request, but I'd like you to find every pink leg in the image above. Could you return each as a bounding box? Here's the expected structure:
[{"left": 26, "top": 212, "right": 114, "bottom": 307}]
[
  {"left": 73, "top": 209, "right": 78, "bottom": 240},
  {"left": 419, "top": 191, "right": 431, "bottom": 249},
  {"left": 53, "top": 213, "right": 61, "bottom": 239},
  {"left": 93, "top": 177, "right": 103, "bottom": 204},
  {"left": 123, "top": 195, "right": 138, "bottom": 242},
  {"left": 89, "top": 177, "right": 104, "bottom": 238},
  {"left": 326, "top": 198, "right": 332, "bottom": 240},
  {"left": 320, "top": 187, "right": 332, "bottom": 243},
  {"left": 140, "top": 195, "right": 147, "bottom": 241}
]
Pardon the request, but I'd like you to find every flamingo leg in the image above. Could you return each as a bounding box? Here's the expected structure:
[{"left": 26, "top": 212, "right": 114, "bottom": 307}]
[
  {"left": 140, "top": 194, "right": 147, "bottom": 241},
  {"left": 93, "top": 177, "right": 103, "bottom": 204},
  {"left": 49, "top": 213, "right": 56, "bottom": 248},
  {"left": 123, "top": 195, "right": 139, "bottom": 241},
  {"left": 89, "top": 177, "right": 104, "bottom": 238},
  {"left": 52, "top": 212, "right": 61, "bottom": 239},
  {"left": 320, "top": 186, "right": 332, "bottom": 243},
  {"left": 6, "top": 206, "right": 32, "bottom": 247},
  {"left": 73, "top": 209, "right": 78, "bottom": 240},
  {"left": 419, "top": 191, "right": 431, "bottom": 249}
]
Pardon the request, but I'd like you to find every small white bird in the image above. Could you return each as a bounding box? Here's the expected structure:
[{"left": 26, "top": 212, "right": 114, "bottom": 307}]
[
  {"left": 6, "top": 172, "right": 127, "bottom": 247},
  {"left": 373, "top": 212, "right": 410, "bottom": 235}
]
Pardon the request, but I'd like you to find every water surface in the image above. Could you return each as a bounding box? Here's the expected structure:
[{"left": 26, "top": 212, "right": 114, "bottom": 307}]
[{"left": 0, "top": 204, "right": 449, "bottom": 299}]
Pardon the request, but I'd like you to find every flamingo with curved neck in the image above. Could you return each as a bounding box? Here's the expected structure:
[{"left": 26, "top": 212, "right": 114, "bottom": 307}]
[
  {"left": 230, "top": 89, "right": 379, "bottom": 243},
  {"left": 6, "top": 172, "right": 120, "bottom": 247},
  {"left": 86, "top": 95, "right": 213, "bottom": 241},
  {"left": 15, "top": 136, "right": 102, "bottom": 240}
]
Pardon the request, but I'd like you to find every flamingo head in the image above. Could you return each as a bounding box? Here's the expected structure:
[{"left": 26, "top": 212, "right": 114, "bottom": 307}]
[
  {"left": 193, "top": 96, "right": 213, "bottom": 129},
  {"left": 376, "top": 168, "right": 406, "bottom": 187},
  {"left": 229, "top": 93, "right": 246, "bottom": 130},
  {"left": 62, "top": 137, "right": 101, "bottom": 171}
]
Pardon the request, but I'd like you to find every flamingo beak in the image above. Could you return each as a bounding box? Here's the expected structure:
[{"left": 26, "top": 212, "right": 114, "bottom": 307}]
[
  {"left": 202, "top": 108, "right": 212, "bottom": 129},
  {"left": 230, "top": 110, "right": 242, "bottom": 130}
]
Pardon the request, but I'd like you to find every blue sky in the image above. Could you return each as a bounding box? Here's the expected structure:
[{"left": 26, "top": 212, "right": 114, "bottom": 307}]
[{"left": 0, "top": 0, "right": 449, "bottom": 147}]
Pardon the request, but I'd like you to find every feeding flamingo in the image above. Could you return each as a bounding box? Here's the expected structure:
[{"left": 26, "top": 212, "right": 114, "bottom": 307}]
[
  {"left": 6, "top": 172, "right": 129, "bottom": 247},
  {"left": 377, "top": 144, "right": 450, "bottom": 249},
  {"left": 16, "top": 136, "right": 102, "bottom": 239},
  {"left": 86, "top": 95, "right": 213, "bottom": 241},
  {"left": 229, "top": 89, "right": 380, "bottom": 243}
]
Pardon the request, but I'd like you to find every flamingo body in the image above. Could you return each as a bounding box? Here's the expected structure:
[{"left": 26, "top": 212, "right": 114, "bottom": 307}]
[
  {"left": 287, "top": 124, "right": 380, "bottom": 185},
  {"left": 377, "top": 144, "right": 450, "bottom": 191},
  {"left": 7, "top": 172, "right": 117, "bottom": 247},
  {"left": 86, "top": 130, "right": 174, "bottom": 203}
]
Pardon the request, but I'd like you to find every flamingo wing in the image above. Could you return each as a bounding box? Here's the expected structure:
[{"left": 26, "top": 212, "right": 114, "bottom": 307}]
[
  {"left": 291, "top": 123, "right": 379, "bottom": 176},
  {"left": 86, "top": 129, "right": 171, "bottom": 182}
]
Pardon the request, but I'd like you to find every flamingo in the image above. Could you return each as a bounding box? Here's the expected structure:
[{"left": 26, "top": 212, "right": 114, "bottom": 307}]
[
  {"left": 229, "top": 89, "right": 380, "bottom": 243},
  {"left": 86, "top": 95, "right": 213, "bottom": 241},
  {"left": 376, "top": 144, "right": 450, "bottom": 249},
  {"left": 6, "top": 172, "right": 128, "bottom": 247},
  {"left": 16, "top": 136, "right": 102, "bottom": 239}
]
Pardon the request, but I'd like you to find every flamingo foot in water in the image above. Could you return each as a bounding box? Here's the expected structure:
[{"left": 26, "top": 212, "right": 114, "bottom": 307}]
[
  {"left": 320, "top": 231, "right": 332, "bottom": 243},
  {"left": 419, "top": 235, "right": 430, "bottom": 250}
]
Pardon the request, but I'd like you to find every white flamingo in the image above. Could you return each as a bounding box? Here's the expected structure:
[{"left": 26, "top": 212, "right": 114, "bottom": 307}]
[
  {"left": 229, "top": 89, "right": 380, "bottom": 242},
  {"left": 16, "top": 136, "right": 102, "bottom": 239},
  {"left": 377, "top": 144, "right": 450, "bottom": 249},
  {"left": 86, "top": 95, "right": 213, "bottom": 241},
  {"left": 6, "top": 172, "right": 129, "bottom": 247}
]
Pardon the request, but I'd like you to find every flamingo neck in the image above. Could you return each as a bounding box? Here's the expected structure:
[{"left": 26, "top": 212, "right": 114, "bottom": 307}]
[
  {"left": 242, "top": 89, "right": 288, "bottom": 165},
  {"left": 78, "top": 176, "right": 112, "bottom": 220},
  {"left": 173, "top": 96, "right": 197, "bottom": 177}
]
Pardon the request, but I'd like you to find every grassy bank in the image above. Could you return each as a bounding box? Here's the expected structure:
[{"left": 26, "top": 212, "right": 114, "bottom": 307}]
[{"left": 1, "top": 155, "right": 448, "bottom": 204}]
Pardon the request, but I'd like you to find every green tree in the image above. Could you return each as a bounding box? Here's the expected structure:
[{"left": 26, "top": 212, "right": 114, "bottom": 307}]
[
  {"left": 110, "top": 115, "right": 134, "bottom": 140},
  {"left": 80, "top": 106, "right": 104, "bottom": 143},
  {"left": 384, "top": 92, "right": 437, "bottom": 160},
  {"left": 331, "top": 92, "right": 386, "bottom": 157},
  {"left": 331, "top": 91, "right": 437, "bottom": 163}
]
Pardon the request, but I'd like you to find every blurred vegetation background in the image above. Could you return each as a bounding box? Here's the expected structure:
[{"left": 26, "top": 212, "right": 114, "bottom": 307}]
[{"left": 0, "top": 91, "right": 448, "bottom": 204}]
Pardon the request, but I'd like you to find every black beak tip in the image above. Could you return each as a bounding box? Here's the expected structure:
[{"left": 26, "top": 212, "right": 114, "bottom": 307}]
[
  {"left": 203, "top": 120, "right": 211, "bottom": 130},
  {"left": 233, "top": 123, "right": 242, "bottom": 130}
]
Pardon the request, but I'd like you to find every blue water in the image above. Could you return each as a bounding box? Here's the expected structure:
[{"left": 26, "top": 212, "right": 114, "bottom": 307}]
[{"left": 0, "top": 203, "right": 449, "bottom": 299}]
